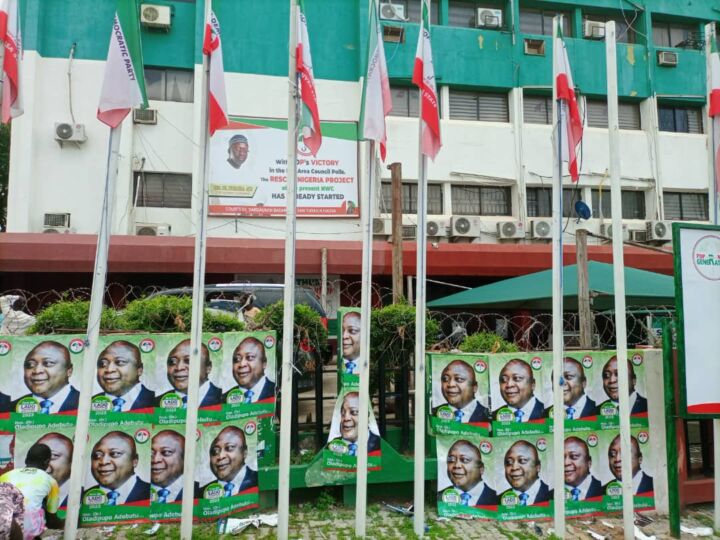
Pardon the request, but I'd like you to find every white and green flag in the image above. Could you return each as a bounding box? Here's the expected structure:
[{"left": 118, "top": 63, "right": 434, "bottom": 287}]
[{"left": 97, "top": 0, "right": 147, "bottom": 128}]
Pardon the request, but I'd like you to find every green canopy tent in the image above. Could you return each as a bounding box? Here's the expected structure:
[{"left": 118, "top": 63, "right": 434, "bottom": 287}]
[{"left": 427, "top": 261, "right": 675, "bottom": 311}]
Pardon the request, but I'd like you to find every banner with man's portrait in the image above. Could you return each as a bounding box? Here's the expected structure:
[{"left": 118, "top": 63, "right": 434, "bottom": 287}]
[
  {"left": 429, "top": 354, "right": 491, "bottom": 436},
  {"left": 544, "top": 352, "right": 602, "bottom": 433},
  {"left": 561, "top": 432, "right": 604, "bottom": 517},
  {"left": 592, "top": 350, "right": 650, "bottom": 430},
  {"left": 337, "top": 308, "right": 361, "bottom": 388}
]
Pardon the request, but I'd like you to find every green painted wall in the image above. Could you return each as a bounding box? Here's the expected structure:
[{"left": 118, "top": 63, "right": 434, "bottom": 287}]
[{"left": 20, "top": 0, "right": 720, "bottom": 99}]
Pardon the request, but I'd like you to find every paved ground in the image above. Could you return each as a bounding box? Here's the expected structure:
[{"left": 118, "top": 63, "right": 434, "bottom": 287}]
[{"left": 53, "top": 501, "right": 719, "bottom": 539}]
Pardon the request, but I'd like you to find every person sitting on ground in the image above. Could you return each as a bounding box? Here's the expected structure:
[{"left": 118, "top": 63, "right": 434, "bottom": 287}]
[{"left": 0, "top": 443, "right": 64, "bottom": 538}]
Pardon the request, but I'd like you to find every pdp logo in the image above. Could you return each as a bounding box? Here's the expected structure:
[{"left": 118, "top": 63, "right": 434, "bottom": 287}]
[
  {"left": 586, "top": 434, "right": 599, "bottom": 447},
  {"left": 135, "top": 428, "right": 150, "bottom": 444},
  {"left": 536, "top": 438, "right": 548, "bottom": 452},
  {"left": 479, "top": 441, "right": 493, "bottom": 455},
  {"left": 582, "top": 355, "right": 593, "bottom": 368},
  {"left": 68, "top": 338, "right": 85, "bottom": 354},
  {"left": 692, "top": 234, "right": 720, "bottom": 281},
  {"left": 0, "top": 340, "right": 10, "bottom": 355},
  {"left": 531, "top": 357, "right": 542, "bottom": 370},
  {"left": 139, "top": 339, "right": 155, "bottom": 353},
  {"left": 631, "top": 353, "right": 643, "bottom": 366},
  {"left": 473, "top": 360, "right": 487, "bottom": 373},
  {"left": 244, "top": 421, "right": 257, "bottom": 436},
  {"left": 264, "top": 335, "right": 276, "bottom": 349},
  {"left": 637, "top": 431, "right": 649, "bottom": 444},
  {"left": 208, "top": 337, "right": 223, "bottom": 352}
]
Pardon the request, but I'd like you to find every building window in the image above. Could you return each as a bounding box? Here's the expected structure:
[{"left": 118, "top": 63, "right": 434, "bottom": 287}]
[
  {"left": 389, "top": 86, "right": 421, "bottom": 117},
  {"left": 448, "top": 2, "right": 503, "bottom": 29},
  {"left": 524, "top": 94, "right": 552, "bottom": 125},
  {"left": 133, "top": 172, "right": 192, "bottom": 208},
  {"left": 582, "top": 14, "right": 636, "bottom": 44},
  {"left": 449, "top": 90, "right": 509, "bottom": 122},
  {"left": 519, "top": 9, "right": 571, "bottom": 36},
  {"left": 526, "top": 187, "right": 577, "bottom": 218},
  {"left": 145, "top": 68, "right": 194, "bottom": 103},
  {"left": 591, "top": 189, "right": 646, "bottom": 219},
  {"left": 658, "top": 104, "right": 703, "bottom": 134},
  {"left": 652, "top": 21, "right": 699, "bottom": 49},
  {"left": 585, "top": 99, "right": 641, "bottom": 130},
  {"left": 399, "top": 0, "right": 439, "bottom": 24},
  {"left": 381, "top": 182, "right": 443, "bottom": 214},
  {"left": 664, "top": 192, "right": 708, "bottom": 221},
  {"left": 451, "top": 185, "right": 511, "bottom": 215}
]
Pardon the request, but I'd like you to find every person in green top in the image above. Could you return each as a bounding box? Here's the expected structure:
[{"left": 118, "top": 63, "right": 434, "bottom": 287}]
[{"left": 0, "top": 443, "right": 64, "bottom": 538}]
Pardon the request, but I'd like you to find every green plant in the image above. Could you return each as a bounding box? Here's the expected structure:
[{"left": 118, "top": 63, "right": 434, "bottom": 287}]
[
  {"left": 119, "top": 295, "right": 243, "bottom": 333},
  {"left": 459, "top": 331, "right": 519, "bottom": 353},
  {"left": 29, "top": 299, "right": 120, "bottom": 334}
]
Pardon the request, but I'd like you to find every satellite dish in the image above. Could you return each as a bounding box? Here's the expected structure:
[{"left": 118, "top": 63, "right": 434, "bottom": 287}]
[{"left": 574, "top": 200, "right": 592, "bottom": 220}]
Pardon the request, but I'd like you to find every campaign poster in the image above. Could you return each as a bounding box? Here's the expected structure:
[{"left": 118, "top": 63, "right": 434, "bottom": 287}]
[
  {"left": 337, "top": 308, "right": 361, "bottom": 388},
  {"left": 428, "top": 353, "right": 491, "bottom": 436},
  {"left": 489, "top": 353, "right": 552, "bottom": 436},
  {"left": 208, "top": 117, "right": 359, "bottom": 218},
  {"left": 597, "top": 427, "right": 655, "bottom": 512},
  {"left": 0, "top": 335, "right": 85, "bottom": 421},
  {"left": 436, "top": 434, "right": 498, "bottom": 519},
  {"left": 149, "top": 424, "right": 192, "bottom": 523},
  {"left": 90, "top": 335, "right": 158, "bottom": 423},
  {"left": 80, "top": 422, "right": 152, "bottom": 525},
  {"left": 593, "top": 350, "right": 650, "bottom": 430},
  {"left": 562, "top": 433, "right": 604, "bottom": 517},
  {"left": 492, "top": 434, "right": 554, "bottom": 521},
  {"left": 545, "top": 352, "right": 601, "bottom": 433},
  {"left": 218, "top": 332, "right": 277, "bottom": 421},
  {"left": 194, "top": 417, "right": 259, "bottom": 520},
  {"left": 323, "top": 388, "right": 381, "bottom": 472},
  {"left": 14, "top": 417, "right": 76, "bottom": 516},
  {"left": 151, "top": 334, "right": 225, "bottom": 425}
]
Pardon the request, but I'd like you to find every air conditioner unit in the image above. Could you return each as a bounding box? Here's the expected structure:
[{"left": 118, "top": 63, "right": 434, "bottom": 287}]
[
  {"left": 54, "top": 123, "right": 86, "bottom": 144},
  {"left": 140, "top": 4, "right": 171, "bottom": 29},
  {"left": 133, "top": 108, "right": 158, "bottom": 125},
  {"left": 583, "top": 20, "right": 606, "bottom": 39},
  {"left": 372, "top": 217, "right": 392, "bottom": 236},
  {"left": 43, "top": 227, "right": 75, "bottom": 234},
  {"left": 523, "top": 38, "right": 546, "bottom": 56},
  {"left": 426, "top": 217, "right": 451, "bottom": 237},
  {"left": 657, "top": 50, "right": 678, "bottom": 67},
  {"left": 476, "top": 8, "right": 502, "bottom": 29},
  {"left": 135, "top": 223, "right": 171, "bottom": 236},
  {"left": 497, "top": 221, "right": 526, "bottom": 239},
  {"left": 646, "top": 220, "right": 672, "bottom": 241},
  {"left": 630, "top": 229, "right": 648, "bottom": 243},
  {"left": 600, "top": 223, "right": 629, "bottom": 241},
  {"left": 451, "top": 215, "right": 483, "bottom": 238},
  {"left": 43, "top": 213, "right": 71, "bottom": 228},
  {"left": 531, "top": 219, "right": 552, "bottom": 239},
  {"left": 379, "top": 3, "right": 405, "bottom": 22}
]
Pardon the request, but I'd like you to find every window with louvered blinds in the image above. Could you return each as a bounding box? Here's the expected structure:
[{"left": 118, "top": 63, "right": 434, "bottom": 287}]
[
  {"left": 586, "top": 100, "right": 641, "bottom": 129},
  {"left": 523, "top": 95, "right": 552, "bottom": 124},
  {"left": 133, "top": 173, "right": 192, "bottom": 208},
  {"left": 449, "top": 90, "right": 509, "bottom": 122}
]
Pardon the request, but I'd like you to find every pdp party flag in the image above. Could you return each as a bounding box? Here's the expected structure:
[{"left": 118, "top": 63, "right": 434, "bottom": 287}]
[
  {"left": 296, "top": 0, "right": 322, "bottom": 156},
  {"left": 97, "top": 0, "right": 147, "bottom": 128},
  {"left": 412, "top": 0, "right": 441, "bottom": 160},
  {"left": 709, "top": 37, "right": 720, "bottom": 190},
  {"left": 361, "top": 0, "right": 392, "bottom": 161},
  {"left": 203, "top": 10, "right": 229, "bottom": 136},
  {"left": 0, "top": 0, "right": 22, "bottom": 123},
  {"left": 553, "top": 23, "right": 583, "bottom": 182}
]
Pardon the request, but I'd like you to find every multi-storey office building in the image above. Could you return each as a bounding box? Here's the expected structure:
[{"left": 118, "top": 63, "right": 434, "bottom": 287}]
[{"left": 2, "top": 0, "right": 713, "bottom": 291}]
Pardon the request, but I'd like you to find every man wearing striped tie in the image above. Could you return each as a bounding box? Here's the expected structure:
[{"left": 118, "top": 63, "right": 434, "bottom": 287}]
[
  {"left": 441, "top": 439, "right": 497, "bottom": 507},
  {"left": 150, "top": 430, "right": 200, "bottom": 504},
  {"left": 564, "top": 436, "right": 603, "bottom": 501},
  {"left": 202, "top": 426, "right": 257, "bottom": 498},
  {"left": 493, "top": 359, "right": 545, "bottom": 422},
  {"left": 93, "top": 341, "right": 155, "bottom": 412},
  {"left": 223, "top": 337, "right": 275, "bottom": 404},
  {"left": 501, "top": 440, "right": 553, "bottom": 505},
  {"left": 86, "top": 431, "right": 150, "bottom": 505}
]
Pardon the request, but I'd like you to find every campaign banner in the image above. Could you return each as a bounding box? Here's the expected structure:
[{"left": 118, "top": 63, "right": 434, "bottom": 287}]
[
  {"left": 592, "top": 351, "right": 649, "bottom": 430},
  {"left": 0, "top": 335, "right": 85, "bottom": 421},
  {"left": 80, "top": 422, "right": 152, "bottom": 525},
  {"left": 208, "top": 117, "right": 359, "bottom": 218},
  {"left": 436, "top": 434, "right": 498, "bottom": 519},
  {"left": 149, "top": 423, "right": 193, "bottom": 523},
  {"left": 428, "top": 354, "right": 491, "bottom": 436},
  {"left": 674, "top": 225, "right": 720, "bottom": 416},
  {"left": 489, "top": 353, "right": 552, "bottom": 436},
  {"left": 561, "top": 433, "right": 604, "bottom": 517},
  {"left": 492, "top": 434, "right": 554, "bottom": 521},
  {"left": 323, "top": 387, "right": 382, "bottom": 472},
  {"left": 597, "top": 427, "right": 655, "bottom": 512},
  {"left": 90, "top": 335, "right": 158, "bottom": 423},
  {"left": 337, "top": 308, "right": 361, "bottom": 388},
  {"left": 194, "top": 418, "right": 259, "bottom": 520},
  {"left": 545, "top": 352, "right": 601, "bottom": 433},
  {"left": 152, "top": 334, "right": 225, "bottom": 425},
  {"left": 216, "top": 332, "right": 277, "bottom": 422}
]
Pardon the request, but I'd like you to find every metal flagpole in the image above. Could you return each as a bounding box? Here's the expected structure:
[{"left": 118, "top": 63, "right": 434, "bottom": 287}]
[
  {"left": 355, "top": 140, "right": 375, "bottom": 537},
  {"left": 606, "top": 21, "right": 635, "bottom": 539},
  {"left": 180, "top": 0, "right": 213, "bottom": 537},
  {"left": 551, "top": 16, "right": 566, "bottom": 537},
  {"left": 63, "top": 123, "right": 122, "bottom": 539},
  {"left": 278, "top": 0, "right": 300, "bottom": 536}
]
